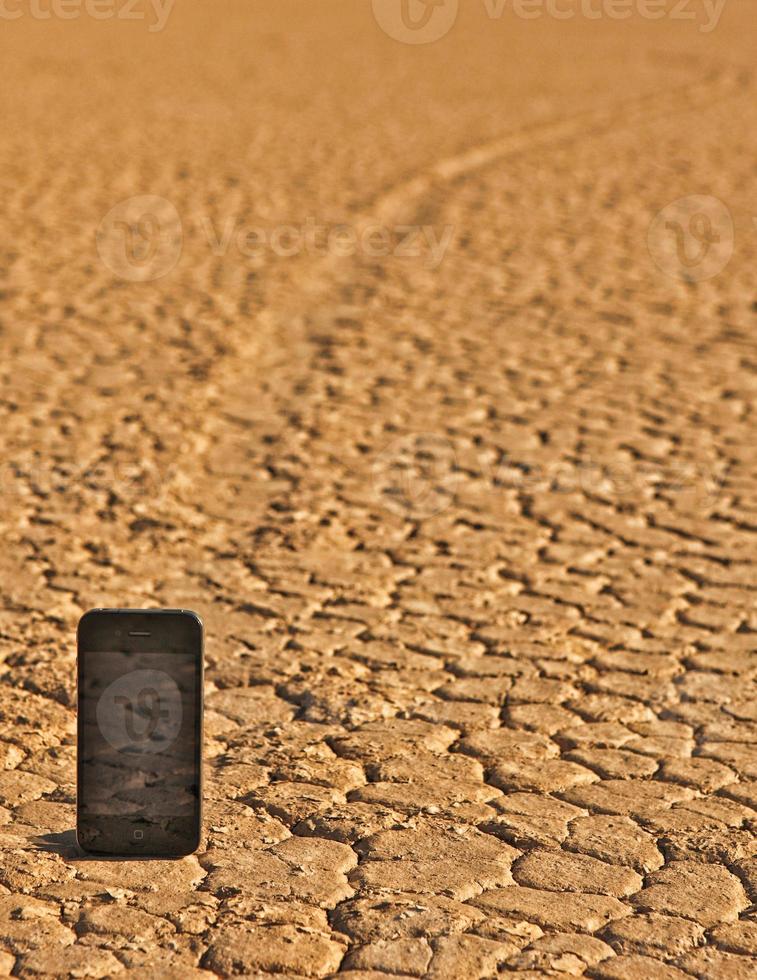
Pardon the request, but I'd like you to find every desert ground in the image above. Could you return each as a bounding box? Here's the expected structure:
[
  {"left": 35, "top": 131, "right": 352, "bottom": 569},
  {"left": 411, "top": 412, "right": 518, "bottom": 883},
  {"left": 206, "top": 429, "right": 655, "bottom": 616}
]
[{"left": 0, "top": 0, "right": 755, "bottom": 976}]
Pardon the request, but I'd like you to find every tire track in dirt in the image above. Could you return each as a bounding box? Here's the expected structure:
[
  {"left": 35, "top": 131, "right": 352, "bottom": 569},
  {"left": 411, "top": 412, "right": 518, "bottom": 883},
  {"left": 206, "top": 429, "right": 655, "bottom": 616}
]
[{"left": 166, "top": 56, "right": 751, "bottom": 528}]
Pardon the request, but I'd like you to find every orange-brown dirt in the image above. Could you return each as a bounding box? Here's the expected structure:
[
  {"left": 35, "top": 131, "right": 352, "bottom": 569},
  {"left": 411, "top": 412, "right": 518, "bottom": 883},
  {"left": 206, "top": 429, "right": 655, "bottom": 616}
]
[{"left": 0, "top": 1, "right": 755, "bottom": 977}]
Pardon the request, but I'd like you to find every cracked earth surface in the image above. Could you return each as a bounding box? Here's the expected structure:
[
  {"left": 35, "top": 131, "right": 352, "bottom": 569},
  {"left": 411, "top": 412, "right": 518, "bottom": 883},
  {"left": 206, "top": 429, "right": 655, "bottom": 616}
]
[{"left": 0, "top": 1, "right": 756, "bottom": 977}]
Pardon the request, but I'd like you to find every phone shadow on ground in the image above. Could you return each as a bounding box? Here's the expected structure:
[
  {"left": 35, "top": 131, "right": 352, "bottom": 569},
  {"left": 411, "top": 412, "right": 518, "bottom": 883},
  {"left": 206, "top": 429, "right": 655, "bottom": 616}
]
[{"left": 32, "top": 830, "right": 170, "bottom": 862}]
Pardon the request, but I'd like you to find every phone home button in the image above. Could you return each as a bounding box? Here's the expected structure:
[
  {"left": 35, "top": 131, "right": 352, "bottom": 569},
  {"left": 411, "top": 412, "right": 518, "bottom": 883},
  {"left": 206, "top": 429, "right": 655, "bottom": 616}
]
[{"left": 133, "top": 829, "right": 144, "bottom": 841}]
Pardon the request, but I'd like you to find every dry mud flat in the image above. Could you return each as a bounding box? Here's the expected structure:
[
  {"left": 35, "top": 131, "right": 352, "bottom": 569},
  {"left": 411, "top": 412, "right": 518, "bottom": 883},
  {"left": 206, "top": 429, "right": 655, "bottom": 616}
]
[{"left": 0, "top": 1, "right": 756, "bottom": 977}]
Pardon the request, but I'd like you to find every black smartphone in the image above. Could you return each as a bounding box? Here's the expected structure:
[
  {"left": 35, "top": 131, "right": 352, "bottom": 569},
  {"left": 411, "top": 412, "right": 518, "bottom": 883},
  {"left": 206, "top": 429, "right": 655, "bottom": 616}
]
[{"left": 77, "top": 609, "right": 203, "bottom": 857}]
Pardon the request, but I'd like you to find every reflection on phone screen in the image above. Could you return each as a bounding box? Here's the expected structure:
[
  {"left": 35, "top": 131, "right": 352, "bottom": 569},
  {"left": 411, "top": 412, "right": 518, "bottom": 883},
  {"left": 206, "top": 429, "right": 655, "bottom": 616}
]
[{"left": 78, "top": 650, "right": 199, "bottom": 854}]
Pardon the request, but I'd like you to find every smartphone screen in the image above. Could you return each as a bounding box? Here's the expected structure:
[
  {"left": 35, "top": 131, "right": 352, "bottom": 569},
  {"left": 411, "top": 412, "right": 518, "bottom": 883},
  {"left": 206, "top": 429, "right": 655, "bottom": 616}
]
[{"left": 77, "top": 609, "right": 203, "bottom": 857}]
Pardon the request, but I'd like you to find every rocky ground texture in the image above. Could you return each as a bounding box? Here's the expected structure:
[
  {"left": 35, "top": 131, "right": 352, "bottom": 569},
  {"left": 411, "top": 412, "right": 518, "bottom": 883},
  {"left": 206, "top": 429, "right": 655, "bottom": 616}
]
[{"left": 0, "top": 1, "right": 755, "bottom": 977}]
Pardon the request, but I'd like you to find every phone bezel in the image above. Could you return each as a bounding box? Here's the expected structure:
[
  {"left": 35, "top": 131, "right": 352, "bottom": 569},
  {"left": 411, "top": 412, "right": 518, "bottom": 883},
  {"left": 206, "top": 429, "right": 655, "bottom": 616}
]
[{"left": 76, "top": 608, "right": 203, "bottom": 858}]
